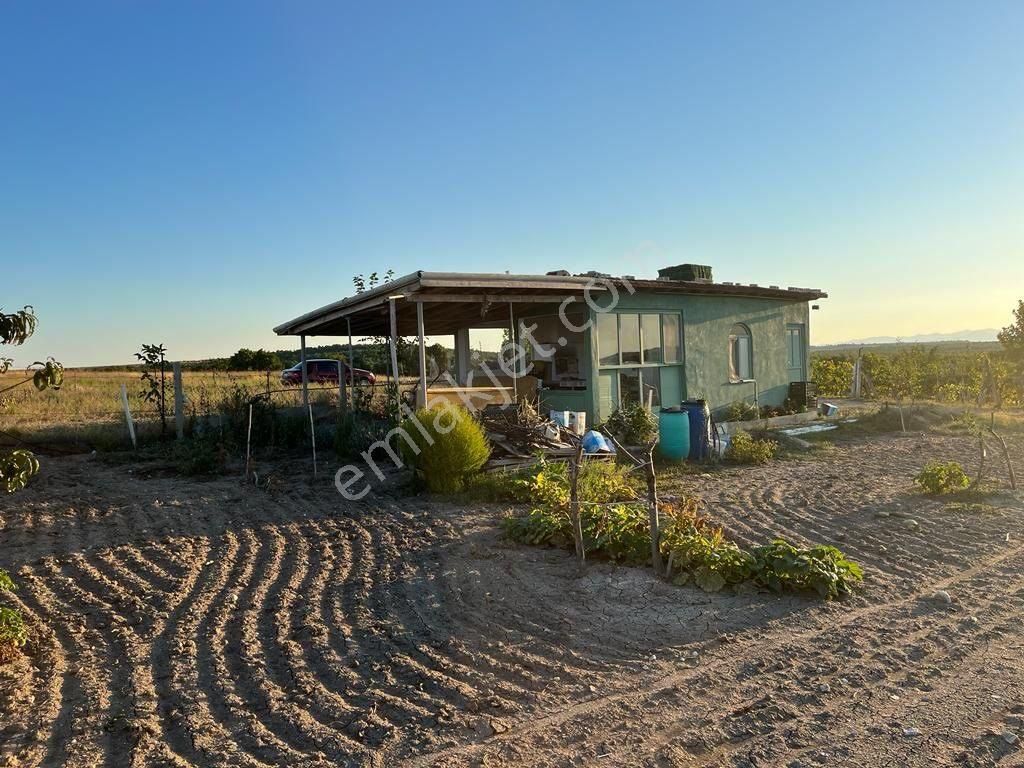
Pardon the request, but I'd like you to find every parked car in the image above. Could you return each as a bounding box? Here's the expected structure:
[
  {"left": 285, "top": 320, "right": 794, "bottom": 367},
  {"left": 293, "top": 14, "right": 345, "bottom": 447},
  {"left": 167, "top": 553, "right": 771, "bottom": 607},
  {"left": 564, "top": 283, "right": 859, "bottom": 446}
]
[{"left": 280, "top": 359, "right": 375, "bottom": 386}]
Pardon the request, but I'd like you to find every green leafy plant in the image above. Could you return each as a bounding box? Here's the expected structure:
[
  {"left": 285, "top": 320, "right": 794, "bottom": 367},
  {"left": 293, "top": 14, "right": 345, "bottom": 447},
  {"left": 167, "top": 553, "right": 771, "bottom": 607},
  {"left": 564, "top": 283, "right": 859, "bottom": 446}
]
[
  {"left": 0, "top": 307, "right": 37, "bottom": 346},
  {"left": 31, "top": 358, "right": 64, "bottom": 391},
  {"left": 0, "top": 570, "right": 27, "bottom": 664},
  {"left": 749, "top": 539, "right": 864, "bottom": 599},
  {"left": 604, "top": 403, "right": 658, "bottom": 445},
  {"left": 136, "top": 343, "right": 169, "bottom": 436},
  {"left": 400, "top": 405, "right": 491, "bottom": 493},
  {"left": 724, "top": 430, "right": 777, "bottom": 465},
  {"left": 914, "top": 461, "right": 970, "bottom": 494},
  {"left": 723, "top": 400, "right": 759, "bottom": 422},
  {"left": 0, "top": 449, "right": 40, "bottom": 493},
  {"left": 660, "top": 506, "right": 754, "bottom": 591}
]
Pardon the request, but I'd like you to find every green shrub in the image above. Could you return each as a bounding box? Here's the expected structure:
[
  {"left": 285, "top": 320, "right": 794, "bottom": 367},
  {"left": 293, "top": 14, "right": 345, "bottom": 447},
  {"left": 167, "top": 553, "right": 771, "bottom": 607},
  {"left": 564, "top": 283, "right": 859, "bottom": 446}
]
[
  {"left": 811, "top": 356, "right": 854, "bottom": 398},
  {"left": 660, "top": 506, "right": 754, "bottom": 591},
  {"left": 914, "top": 461, "right": 970, "bottom": 494},
  {"left": 171, "top": 435, "right": 225, "bottom": 476},
  {"left": 724, "top": 430, "right": 777, "bottom": 464},
  {"left": 604, "top": 404, "right": 658, "bottom": 445},
  {"left": 503, "top": 501, "right": 651, "bottom": 563},
  {"left": 749, "top": 539, "right": 864, "bottom": 599},
  {"left": 335, "top": 411, "right": 395, "bottom": 460},
  {"left": 0, "top": 607, "right": 27, "bottom": 663},
  {"left": 0, "top": 569, "right": 26, "bottom": 664},
  {"left": 400, "top": 405, "right": 491, "bottom": 493},
  {"left": 723, "top": 401, "right": 759, "bottom": 422}
]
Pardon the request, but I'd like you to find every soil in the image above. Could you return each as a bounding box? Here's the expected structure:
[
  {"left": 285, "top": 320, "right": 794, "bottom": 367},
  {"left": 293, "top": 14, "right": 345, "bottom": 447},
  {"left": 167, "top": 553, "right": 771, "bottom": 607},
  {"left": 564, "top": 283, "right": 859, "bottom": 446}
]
[{"left": 1, "top": 431, "right": 1023, "bottom": 767}]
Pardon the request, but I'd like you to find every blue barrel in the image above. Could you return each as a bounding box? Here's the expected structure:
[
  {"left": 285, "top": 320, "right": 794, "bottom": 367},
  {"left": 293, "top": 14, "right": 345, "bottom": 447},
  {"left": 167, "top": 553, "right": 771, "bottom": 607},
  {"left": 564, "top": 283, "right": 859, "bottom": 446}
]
[
  {"left": 682, "top": 400, "right": 712, "bottom": 460},
  {"left": 658, "top": 407, "right": 691, "bottom": 460}
]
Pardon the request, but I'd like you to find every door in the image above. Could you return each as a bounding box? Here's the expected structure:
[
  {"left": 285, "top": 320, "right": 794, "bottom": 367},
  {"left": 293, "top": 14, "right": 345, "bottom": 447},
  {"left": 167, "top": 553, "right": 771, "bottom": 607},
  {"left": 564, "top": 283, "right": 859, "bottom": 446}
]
[{"left": 786, "top": 324, "right": 805, "bottom": 382}]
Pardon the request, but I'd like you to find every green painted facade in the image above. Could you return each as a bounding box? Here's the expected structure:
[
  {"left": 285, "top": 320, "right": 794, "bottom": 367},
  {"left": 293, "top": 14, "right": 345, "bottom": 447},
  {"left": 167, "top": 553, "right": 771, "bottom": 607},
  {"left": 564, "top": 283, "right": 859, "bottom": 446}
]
[{"left": 534, "top": 292, "right": 811, "bottom": 424}]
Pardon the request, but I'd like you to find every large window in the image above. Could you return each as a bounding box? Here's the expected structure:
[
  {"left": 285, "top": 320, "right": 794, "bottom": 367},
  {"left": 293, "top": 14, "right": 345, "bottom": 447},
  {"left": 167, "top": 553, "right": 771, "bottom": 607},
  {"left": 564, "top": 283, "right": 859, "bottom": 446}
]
[
  {"left": 728, "top": 323, "right": 752, "bottom": 381},
  {"left": 597, "top": 312, "right": 682, "bottom": 411},
  {"left": 597, "top": 312, "right": 681, "bottom": 366}
]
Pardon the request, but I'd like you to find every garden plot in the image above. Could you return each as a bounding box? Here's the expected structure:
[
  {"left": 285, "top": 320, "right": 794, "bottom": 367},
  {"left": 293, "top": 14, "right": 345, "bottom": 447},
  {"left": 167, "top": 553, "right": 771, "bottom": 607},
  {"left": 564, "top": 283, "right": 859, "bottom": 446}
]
[{"left": 1, "top": 431, "right": 1023, "bottom": 768}]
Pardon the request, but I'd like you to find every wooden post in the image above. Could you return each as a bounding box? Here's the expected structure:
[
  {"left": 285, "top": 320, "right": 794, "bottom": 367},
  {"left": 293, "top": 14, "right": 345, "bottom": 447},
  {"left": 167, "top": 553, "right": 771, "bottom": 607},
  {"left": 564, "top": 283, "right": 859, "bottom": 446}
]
[
  {"left": 645, "top": 442, "right": 663, "bottom": 575},
  {"left": 265, "top": 370, "right": 271, "bottom": 397},
  {"left": 347, "top": 317, "right": 355, "bottom": 374},
  {"left": 308, "top": 403, "right": 317, "bottom": 477},
  {"left": 245, "top": 403, "right": 253, "bottom": 481},
  {"left": 173, "top": 362, "right": 185, "bottom": 440},
  {"left": 300, "top": 334, "right": 309, "bottom": 407},
  {"left": 338, "top": 360, "right": 347, "bottom": 416},
  {"left": 389, "top": 297, "right": 400, "bottom": 413},
  {"left": 120, "top": 383, "right": 137, "bottom": 449},
  {"left": 568, "top": 441, "right": 586, "bottom": 569},
  {"left": 508, "top": 302, "right": 518, "bottom": 403},
  {"left": 416, "top": 300, "right": 427, "bottom": 409},
  {"left": 989, "top": 417, "right": 1017, "bottom": 490}
]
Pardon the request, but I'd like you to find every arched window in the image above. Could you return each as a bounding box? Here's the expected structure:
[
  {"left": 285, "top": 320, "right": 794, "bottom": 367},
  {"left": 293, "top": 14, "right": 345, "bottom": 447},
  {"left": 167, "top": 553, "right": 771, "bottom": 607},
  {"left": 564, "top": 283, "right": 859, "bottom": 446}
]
[{"left": 728, "top": 323, "right": 752, "bottom": 381}]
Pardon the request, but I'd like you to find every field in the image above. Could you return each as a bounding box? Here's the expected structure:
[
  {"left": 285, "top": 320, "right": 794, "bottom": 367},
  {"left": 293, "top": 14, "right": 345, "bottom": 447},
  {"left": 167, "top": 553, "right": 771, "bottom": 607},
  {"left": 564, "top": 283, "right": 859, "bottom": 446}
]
[
  {"left": 0, "top": 370, "right": 383, "bottom": 449},
  {"left": 2, "top": 420, "right": 1023, "bottom": 766}
]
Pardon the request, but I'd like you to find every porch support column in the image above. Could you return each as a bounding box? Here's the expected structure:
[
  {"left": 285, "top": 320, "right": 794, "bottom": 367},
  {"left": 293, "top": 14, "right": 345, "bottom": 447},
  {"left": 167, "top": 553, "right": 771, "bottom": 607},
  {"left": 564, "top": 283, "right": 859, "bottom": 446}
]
[
  {"left": 455, "top": 327, "right": 471, "bottom": 385},
  {"left": 388, "top": 298, "right": 400, "bottom": 412},
  {"left": 508, "top": 302, "right": 518, "bottom": 403},
  {"left": 347, "top": 318, "right": 354, "bottom": 370},
  {"left": 416, "top": 301, "right": 427, "bottom": 409},
  {"left": 300, "top": 334, "right": 309, "bottom": 407}
]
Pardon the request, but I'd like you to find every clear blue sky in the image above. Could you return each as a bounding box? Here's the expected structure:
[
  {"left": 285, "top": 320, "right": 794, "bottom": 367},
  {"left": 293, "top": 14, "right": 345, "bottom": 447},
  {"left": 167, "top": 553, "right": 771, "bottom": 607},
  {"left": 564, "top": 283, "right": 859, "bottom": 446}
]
[{"left": 3, "top": 1, "right": 1023, "bottom": 366}]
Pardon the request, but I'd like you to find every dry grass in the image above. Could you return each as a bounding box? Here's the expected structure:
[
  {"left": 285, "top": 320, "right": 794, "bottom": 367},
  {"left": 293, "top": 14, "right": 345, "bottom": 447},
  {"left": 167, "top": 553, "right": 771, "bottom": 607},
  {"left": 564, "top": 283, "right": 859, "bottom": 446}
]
[{"left": 0, "top": 370, "right": 355, "bottom": 450}]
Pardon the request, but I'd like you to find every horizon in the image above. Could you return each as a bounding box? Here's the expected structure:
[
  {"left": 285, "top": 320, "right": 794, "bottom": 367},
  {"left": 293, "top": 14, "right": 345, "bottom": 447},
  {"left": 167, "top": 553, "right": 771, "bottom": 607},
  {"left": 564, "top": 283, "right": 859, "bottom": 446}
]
[{"left": 3, "top": 2, "right": 1023, "bottom": 367}]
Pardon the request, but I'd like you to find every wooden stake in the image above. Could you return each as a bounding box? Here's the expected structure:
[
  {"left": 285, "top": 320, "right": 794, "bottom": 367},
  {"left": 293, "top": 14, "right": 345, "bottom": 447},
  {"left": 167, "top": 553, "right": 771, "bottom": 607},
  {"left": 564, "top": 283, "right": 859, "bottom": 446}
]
[
  {"left": 568, "top": 441, "right": 586, "bottom": 569},
  {"left": 245, "top": 403, "right": 253, "bottom": 481},
  {"left": 173, "top": 362, "right": 185, "bottom": 440},
  {"left": 645, "top": 442, "right": 663, "bottom": 575},
  {"left": 988, "top": 416, "right": 1017, "bottom": 490},
  {"left": 120, "top": 383, "right": 137, "bottom": 449},
  {"left": 309, "top": 404, "right": 317, "bottom": 477}
]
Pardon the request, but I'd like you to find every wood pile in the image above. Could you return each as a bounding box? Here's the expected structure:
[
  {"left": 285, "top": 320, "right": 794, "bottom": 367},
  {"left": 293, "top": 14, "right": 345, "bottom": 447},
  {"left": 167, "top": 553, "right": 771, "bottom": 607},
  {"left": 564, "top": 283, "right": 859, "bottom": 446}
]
[{"left": 477, "top": 401, "right": 581, "bottom": 469}]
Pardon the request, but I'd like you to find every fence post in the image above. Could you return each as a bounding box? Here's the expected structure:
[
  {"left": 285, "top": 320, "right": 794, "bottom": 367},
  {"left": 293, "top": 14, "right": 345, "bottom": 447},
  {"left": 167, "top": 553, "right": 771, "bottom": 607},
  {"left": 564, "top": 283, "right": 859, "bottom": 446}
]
[
  {"left": 338, "top": 360, "right": 347, "bottom": 416},
  {"left": 120, "top": 383, "right": 137, "bottom": 449},
  {"left": 568, "top": 441, "right": 586, "bottom": 570},
  {"left": 308, "top": 404, "right": 317, "bottom": 477},
  {"left": 645, "top": 442, "right": 663, "bottom": 576},
  {"left": 173, "top": 362, "right": 185, "bottom": 440}
]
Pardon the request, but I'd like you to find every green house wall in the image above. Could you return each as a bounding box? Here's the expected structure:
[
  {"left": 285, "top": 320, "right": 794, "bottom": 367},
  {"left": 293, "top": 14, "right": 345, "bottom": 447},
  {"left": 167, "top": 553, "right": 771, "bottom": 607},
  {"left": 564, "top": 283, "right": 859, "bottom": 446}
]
[{"left": 564, "top": 292, "right": 811, "bottom": 424}]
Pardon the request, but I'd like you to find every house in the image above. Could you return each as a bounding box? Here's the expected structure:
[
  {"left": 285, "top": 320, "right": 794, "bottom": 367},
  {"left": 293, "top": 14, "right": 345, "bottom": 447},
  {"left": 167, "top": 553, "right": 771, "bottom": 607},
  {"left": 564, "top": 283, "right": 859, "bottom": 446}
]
[{"left": 273, "top": 266, "right": 827, "bottom": 424}]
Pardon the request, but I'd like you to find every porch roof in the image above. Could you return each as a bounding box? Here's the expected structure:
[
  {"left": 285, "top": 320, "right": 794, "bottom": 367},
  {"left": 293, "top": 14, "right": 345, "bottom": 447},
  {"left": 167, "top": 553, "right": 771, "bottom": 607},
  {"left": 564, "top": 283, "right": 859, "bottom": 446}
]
[{"left": 272, "top": 270, "right": 828, "bottom": 337}]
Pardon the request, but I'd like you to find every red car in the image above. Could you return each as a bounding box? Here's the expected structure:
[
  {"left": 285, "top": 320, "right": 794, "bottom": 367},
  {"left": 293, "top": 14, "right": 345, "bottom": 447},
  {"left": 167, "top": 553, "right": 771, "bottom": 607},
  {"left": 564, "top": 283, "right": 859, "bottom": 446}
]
[{"left": 280, "top": 359, "right": 376, "bottom": 386}]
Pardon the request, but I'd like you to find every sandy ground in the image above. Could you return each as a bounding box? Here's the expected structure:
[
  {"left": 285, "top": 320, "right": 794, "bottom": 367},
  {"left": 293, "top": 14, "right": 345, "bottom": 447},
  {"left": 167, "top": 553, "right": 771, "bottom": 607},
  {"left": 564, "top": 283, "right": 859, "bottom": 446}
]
[{"left": 1, "top": 432, "right": 1023, "bottom": 767}]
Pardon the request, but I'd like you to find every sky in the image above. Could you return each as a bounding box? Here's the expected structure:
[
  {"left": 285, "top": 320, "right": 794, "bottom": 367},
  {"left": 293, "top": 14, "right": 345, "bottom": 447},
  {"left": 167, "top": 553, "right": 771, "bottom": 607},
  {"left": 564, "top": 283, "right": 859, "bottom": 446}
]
[{"left": 2, "top": 1, "right": 1023, "bottom": 366}]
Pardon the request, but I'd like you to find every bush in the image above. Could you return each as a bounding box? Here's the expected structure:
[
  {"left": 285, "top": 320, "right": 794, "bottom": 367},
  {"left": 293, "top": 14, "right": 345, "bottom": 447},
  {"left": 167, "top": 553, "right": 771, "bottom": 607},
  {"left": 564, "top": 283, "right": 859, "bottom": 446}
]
[
  {"left": 0, "top": 606, "right": 27, "bottom": 663},
  {"left": 335, "top": 411, "right": 395, "bottom": 460},
  {"left": 171, "top": 435, "right": 225, "bottom": 476},
  {"left": 504, "top": 501, "right": 651, "bottom": 563},
  {"left": 724, "top": 430, "right": 777, "bottom": 464},
  {"left": 400, "top": 405, "right": 491, "bottom": 493},
  {"left": 914, "top": 461, "right": 970, "bottom": 494},
  {"left": 661, "top": 516, "right": 754, "bottom": 592},
  {"left": 749, "top": 539, "right": 864, "bottom": 599},
  {"left": 811, "top": 356, "right": 854, "bottom": 398},
  {"left": 0, "top": 569, "right": 26, "bottom": 664},
  {"left": 604, "top": 404, "right": 658, "bottom": 445},
  {"left": 723, "top": 401, "right": 759, "bottom": 422}
]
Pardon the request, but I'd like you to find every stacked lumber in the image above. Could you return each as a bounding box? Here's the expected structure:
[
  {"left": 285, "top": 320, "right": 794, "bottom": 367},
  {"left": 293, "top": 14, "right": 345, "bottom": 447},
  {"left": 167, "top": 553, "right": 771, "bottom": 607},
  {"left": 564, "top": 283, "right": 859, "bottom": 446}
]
[{"left": 477, "top": 401, "right": 580, "bottom": 469}]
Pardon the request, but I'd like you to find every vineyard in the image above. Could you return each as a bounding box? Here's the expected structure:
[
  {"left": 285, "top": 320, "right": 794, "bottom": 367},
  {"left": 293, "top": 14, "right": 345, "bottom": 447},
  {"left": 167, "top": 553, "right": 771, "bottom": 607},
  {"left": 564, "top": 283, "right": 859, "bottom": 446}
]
[{"left": 812, "top": 346, "right": 1024, "bottom": 406}]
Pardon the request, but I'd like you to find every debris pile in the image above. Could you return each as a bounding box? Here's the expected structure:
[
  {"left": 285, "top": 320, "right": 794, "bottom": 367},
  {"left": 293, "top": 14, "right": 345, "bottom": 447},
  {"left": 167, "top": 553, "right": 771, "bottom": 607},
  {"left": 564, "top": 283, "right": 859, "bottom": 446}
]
[{"left": 477, "top": 401, "right": 580, "bottom": 469}]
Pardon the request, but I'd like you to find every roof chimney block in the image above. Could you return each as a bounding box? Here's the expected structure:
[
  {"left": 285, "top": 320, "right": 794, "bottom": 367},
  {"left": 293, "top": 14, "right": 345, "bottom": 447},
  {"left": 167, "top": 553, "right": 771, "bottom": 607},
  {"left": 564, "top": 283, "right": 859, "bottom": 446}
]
[{"left": 657, "top": 264, "right": 713, "bottom": 282}]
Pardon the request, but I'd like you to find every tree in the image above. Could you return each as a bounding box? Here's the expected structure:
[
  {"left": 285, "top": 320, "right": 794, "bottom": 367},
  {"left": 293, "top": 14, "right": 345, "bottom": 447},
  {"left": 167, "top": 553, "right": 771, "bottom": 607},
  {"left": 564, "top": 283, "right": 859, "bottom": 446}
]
[
  {"left": 227, "top": 348, "right": 282, "bottom": 371},
  {"left": 998, "top": 300, "right": 1024, "bottom": 360},
  {"left": 1, "top": 306, "right": 62, "bottom": 663}
]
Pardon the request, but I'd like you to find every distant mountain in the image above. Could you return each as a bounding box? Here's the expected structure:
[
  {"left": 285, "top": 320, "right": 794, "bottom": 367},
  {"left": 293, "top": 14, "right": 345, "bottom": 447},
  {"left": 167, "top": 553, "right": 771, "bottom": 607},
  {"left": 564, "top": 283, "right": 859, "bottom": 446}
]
[{"left": 833, "top": 329, "right": 999, "bottom": 346}]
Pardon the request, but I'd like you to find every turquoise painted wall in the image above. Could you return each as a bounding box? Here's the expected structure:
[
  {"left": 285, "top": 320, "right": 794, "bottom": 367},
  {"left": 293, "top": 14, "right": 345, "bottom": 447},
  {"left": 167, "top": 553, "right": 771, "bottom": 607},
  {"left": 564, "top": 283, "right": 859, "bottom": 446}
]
[{"left": 580, "top": 292, "right": 811, "bottom": 422}]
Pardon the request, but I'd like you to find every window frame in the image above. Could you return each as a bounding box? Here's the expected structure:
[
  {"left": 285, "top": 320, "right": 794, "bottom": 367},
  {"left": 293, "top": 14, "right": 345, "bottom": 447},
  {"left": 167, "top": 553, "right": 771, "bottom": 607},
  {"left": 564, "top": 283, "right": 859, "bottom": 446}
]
[{"left": 728, "top": 323, "right": 753, "bottom": 382}]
